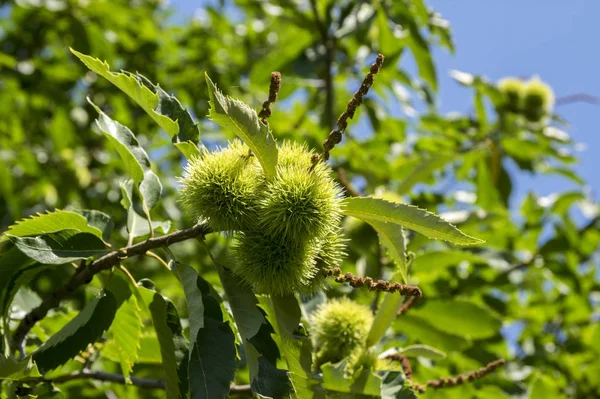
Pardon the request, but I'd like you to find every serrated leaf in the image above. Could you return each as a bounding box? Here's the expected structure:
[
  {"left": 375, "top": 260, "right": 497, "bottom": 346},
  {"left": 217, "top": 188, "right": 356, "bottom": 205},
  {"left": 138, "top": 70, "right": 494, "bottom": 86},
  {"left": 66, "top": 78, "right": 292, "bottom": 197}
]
[
  {"left": 214, "top": 263, "right": 292, "bottom": 397},
  {"left": 70, "top": 49, "right": 179, "bottom": 136},
  {"left": 268, "top": 295, "right": 325, "bottom": 398},
  {"left": 30, "top": 311, "right": 78, "bottom": 343},
  {"left": 8, "top": 230, "right": 108, "bottom": 265},
  {"left": 32, "top": 291, "right": 117, "bottom": 372},
  {"left": 75, "top": 210, "right": 114, "bottom": 241},
  {"left": 4, "top": 210, "right": 104, "bottom": 240},
  {"left": 133, "top": 73, "right": 201, "bottom": 145},
  {"left": 321, "top": 361, "right": 381, "bottom": 397},
  {"left": 147, "top": 289, "right": 189, "bottom": 399},
  {"left": 175, "top": 263, "right": 236, "bottom": 399},
  {"left": 205, "top": 73, "right": 278, "bottom": 180},
  {"left": 409, "top": 299, "right": 501, "bottom": 340},
  {"left": 0, "top": 355, "right": 41, "bottom": 380},
  {"left": 91, "top": 103, "right": 162, "bottom": 214},
  {"left": 103, "top": 292, "right": 141, "bottom": 380},
  {"left": 342, "top": 197, "right": 484, "bottom": 245}
]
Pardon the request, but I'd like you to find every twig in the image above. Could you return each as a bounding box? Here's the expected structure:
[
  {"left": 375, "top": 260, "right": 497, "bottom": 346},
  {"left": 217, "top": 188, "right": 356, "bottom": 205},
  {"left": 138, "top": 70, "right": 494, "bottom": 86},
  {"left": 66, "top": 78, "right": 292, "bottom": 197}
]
[
  {"left": 413, "top": 359, "right": 505, "bottom": 393},
  {"left": 396, "top": 296, "right": 418, "bottom": 317},
  {"left": 10, "top": 223, "right": 211, "bottom": 355},
  {"left": 229, "top": 384, "right": 252, "bottom": 395},
  {"left": 555, "top": 93, "right": 600, "bottom": 106},
  {"left": 385, "top": 354, "right": 413, "bottom": 380},
  {"left": 258, "top": 72, "right": 282, "bottom": 125},
  {"left": 23, "top": 369, "right": 252, "bottom": 395},
  {"left": 23, "top": 370, "right": 165, "bottom": 390},
  {"left": 322, "top": 268, "right": 422, "bottom": 297},
  {"left": 316, "top": 54, "right": 385, "bottom": 163},
  {"left": 309, "top": 0, "right": 335, "bottom": 129},
  {"left": 337, "top": 167, "right": 360, "bottom": 197}
]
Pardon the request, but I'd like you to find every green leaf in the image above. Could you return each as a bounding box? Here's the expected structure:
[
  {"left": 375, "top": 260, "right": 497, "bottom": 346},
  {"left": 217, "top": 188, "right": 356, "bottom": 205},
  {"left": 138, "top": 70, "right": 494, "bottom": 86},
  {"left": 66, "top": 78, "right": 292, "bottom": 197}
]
[
  {"left": 394, "top": 315, "right": 470, "bottom": 352},
  {"left": 367, "top": 290, "right": 404, "bottom": 348},
  {"left": 75, "top": 210, "right": 114, "bottom": 242},
  {"left": 70, "top": 49, "right": 179, "bottom": 136},
  {"left": 103, "top": 292, "right": 141, "bottom": 380},
  {"left": 9, "top": 287, "right": 42, "bottom": 317},
  {"left": 133, "top": 73, "right": 201, "bottom": 144},
  {"left": 528, "top": 373, "right": 564, "bottom": 398},
  {"left": 0, "top": 245, "right": 35, "bottom": 317},
  {"left": 32, "top": 291, "right": 117, "bottom": 372},
  {"left": 321, "top": 362, "right": 381, "bottom": 397},
  {"left": 120, "top": 180, "right": 170, "bottom": 237},
  {"left": 147, "top": 289, "right": 189, "bottom": 399},
  {"left": 379, "top": 371, "right": 417, "bottom": 399},
  {"left": 214, "top": 263, "right": 292, "bottom": 398},
  {"left": 370, "top": 221, "right": 408, "bottom": 283},
  {"left": 0, "top": 355, "right": 41, "bottom": 380},
  {"left": 174, "top": 141, "right": 202, "bottom": 160},
  {"left": 205, "top": 73, "right": 278, "bottom": 180},
  {"left": 396, "top": 155, "right": 454, "bottom": 195},
  {"left": 175, "top": 263, "right": 236, "bottom": 399},
  {"left": 91, "top": 103, "right": 162, "bottom": 214},
  {"left": 4, "top": 210, "right": 104, "bottom": 241},
  {"left": 412, "top": 250, "right": 488, "bottom": 273},
  {"left": 395, "top": 345, "right": 446, "bottom": 359},
  {"left": 342, "top": 197, "right": 484, "bottom": 245},
  {"left": 8, "top": 230, "right": 108, "bottom": 265},
  {"left": 249, "top": 28, "right": 314, "bottom": 86},
  {"left": 409, "top": 299, "right": 501, "bottom": 340},
  {"left": 268, "top": 295, "right": 325, "bottom": 398}
]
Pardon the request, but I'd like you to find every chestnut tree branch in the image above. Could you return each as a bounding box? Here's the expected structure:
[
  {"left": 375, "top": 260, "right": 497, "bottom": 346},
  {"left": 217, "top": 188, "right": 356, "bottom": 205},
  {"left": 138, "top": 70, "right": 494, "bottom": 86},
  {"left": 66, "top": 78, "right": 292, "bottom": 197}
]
[{"left": 10, "top": 223, "right": 211, "bottom": 354}]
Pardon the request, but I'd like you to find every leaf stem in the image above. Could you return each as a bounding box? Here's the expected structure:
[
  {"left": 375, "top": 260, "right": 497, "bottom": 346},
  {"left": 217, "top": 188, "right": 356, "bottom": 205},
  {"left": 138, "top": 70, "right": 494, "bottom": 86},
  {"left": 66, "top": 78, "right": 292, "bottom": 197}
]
[{"left": 145, "top": 251, "right": 171, "bottom": 271}]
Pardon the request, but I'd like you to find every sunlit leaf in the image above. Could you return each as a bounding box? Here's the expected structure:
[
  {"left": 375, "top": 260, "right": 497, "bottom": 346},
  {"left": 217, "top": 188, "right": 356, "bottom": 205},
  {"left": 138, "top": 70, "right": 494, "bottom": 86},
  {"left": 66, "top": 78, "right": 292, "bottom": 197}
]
[
  {"left": 70, "top": 49, "right": 179, "bottom": 136},
  {"left": 342, "top": 197, "right": 484, "bottom": 245},
  {"left": 205, "top": 74, "right": 278, "bottom": 180},
  {"left": 4, "top": 210, "right": 104, "bottom": 240}
]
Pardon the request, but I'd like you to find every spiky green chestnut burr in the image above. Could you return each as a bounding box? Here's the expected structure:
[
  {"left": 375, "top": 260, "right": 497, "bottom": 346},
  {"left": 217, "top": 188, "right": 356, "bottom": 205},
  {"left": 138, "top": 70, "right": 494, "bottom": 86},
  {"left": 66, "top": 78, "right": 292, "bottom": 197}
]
[
  {"left": 312, "top": 297, "right": 374, "bottom": 368},
  {"left": 178, "top": 140, "right": 263, "bottom": 232},
  {"left": 498, "top": 77, "right": 524, "bottom": 113},
  {"left": 231, "top": 231, "right": 321, "bottom": 296},
  {"left": 258, "top": 141, "right": 343, "bottom": 243},
  {"left": 522, "top": 78, "right": 554, "bottom": 122}
]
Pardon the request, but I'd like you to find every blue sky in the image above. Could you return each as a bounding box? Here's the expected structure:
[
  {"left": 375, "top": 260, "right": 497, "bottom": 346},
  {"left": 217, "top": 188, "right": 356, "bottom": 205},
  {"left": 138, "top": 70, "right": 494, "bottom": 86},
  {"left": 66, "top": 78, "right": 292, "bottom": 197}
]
[{"left": 171, "top": 0, "right": 599, "bottom": 204}]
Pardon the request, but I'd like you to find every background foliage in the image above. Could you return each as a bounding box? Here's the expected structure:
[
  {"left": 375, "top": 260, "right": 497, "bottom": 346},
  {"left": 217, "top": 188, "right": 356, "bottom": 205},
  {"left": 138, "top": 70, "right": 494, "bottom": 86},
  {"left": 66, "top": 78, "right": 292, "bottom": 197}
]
[{"left": 1, "top": 0, "right": 599, "bottom": 398}]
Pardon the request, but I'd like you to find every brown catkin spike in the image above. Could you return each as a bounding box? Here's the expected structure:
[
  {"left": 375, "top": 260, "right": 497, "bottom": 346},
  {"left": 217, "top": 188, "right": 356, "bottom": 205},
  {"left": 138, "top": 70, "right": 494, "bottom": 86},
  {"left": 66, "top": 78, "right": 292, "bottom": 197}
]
[
  {"left": 385, "top": 354, "right": 413, "bottom": 380},
  {"left": 258, "top": 72, "right": 282, "bottom": 125},
  {"left": 318, "top": 54, "right": 385, "bottom": 163},
  {"left": 322, "top": 268, "right": 422, "bottom": 297},
  {"left": 396, "top": 296, "right": 418, "bottom": 317},
  {"left": 415, "top": 359, "right": 506, "bottom": 393}
]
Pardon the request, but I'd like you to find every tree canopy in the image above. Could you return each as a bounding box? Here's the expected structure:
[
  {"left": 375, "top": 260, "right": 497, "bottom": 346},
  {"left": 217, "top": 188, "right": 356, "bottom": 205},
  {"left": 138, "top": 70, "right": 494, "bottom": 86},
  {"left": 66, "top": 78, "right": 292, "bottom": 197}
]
[{"left": 1, "top": 1, "right": 598, "bottom": 398}]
